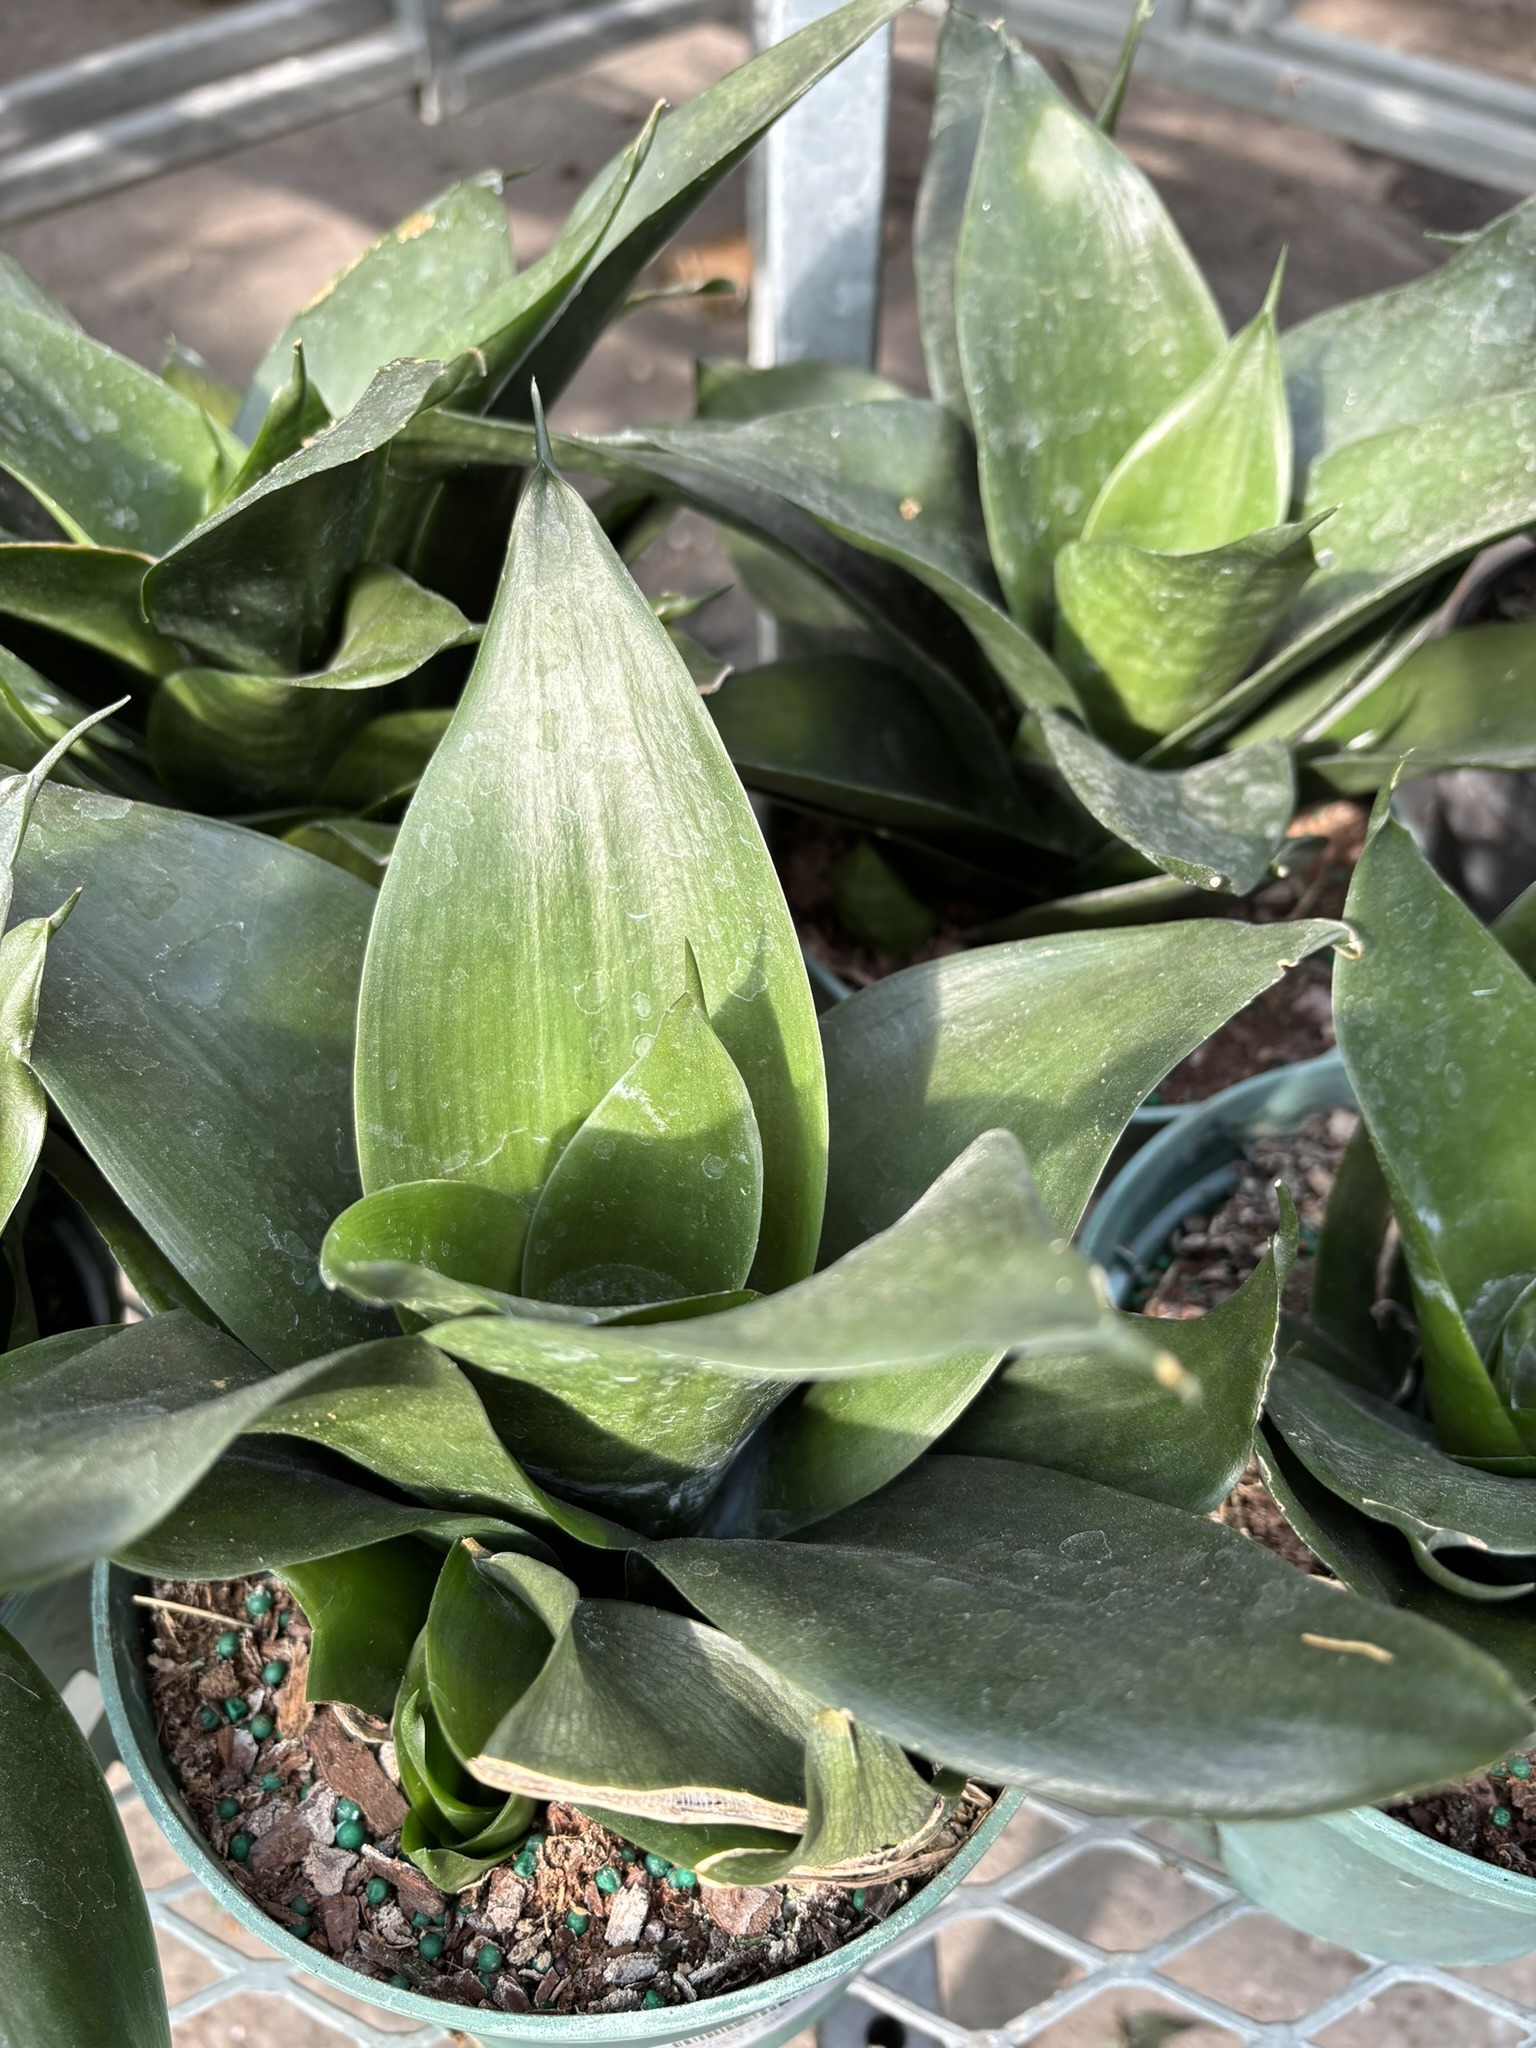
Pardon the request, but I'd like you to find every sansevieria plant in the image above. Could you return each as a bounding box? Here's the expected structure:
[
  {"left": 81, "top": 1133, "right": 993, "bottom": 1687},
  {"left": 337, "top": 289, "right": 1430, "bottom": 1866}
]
[
  {"left": 2, "top": 409, "right": 1533, "bottom": 2040},
  {"left": 393, "top": 4, "right": 1536, "bottom": 932},
  {"left": 1257, "top": 801, "right": 1536, "bottom": 1691}
]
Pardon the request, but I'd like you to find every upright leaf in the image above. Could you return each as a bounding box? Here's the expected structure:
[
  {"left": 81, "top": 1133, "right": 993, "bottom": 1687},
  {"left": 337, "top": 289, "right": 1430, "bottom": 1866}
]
[
  {"left": 1038, "top": 711, "right": 1295, "bottom": 895},
  {"left": 12, "top": 785, "right": 384, "bottom": 1365},
  {"left": 241, "top": 173, "right": 516, "bottom": 431},
  {"left": 913, "top": 6, "right": 1007, "bottom": 418},
  {"left": 0, "top": 899, "right": 76, "bottom": 1239},
  {"left": 1333, "top": 810, "right": 1536, "bottom": 1456},
  {"left": 1283, "top": 196, "right": 1536, "bottom": 473},
  {"left": 647, "top": 1454, "right": 1533, "bottom": 1816},
  {"left": 355, "top": 442, "right": 825, "bottom": 1295},
  {"left": 425, "top": 1542, "right": 568, "bottom": 1765},
  {"left": 1084, "top": 272, "right": 1290, "bottom": 551},
  {"left": 518, "top": 0, "right": 913, "bottom": 407},
  {"left": 218, "top": 341, "right": 330, "bottom": 504},
  {"left": 283, "top": 1537, "right": 443, "bottom": 1718},
  {"left": 0, "top": 299, "right": 231, "bottom": 553},
  {"left": 0, "top": 1627, "right": 169, "bottom": 2048},
  {"left": 955, "top": 46, "right": 1224, "bottom": 628},
  {"left": 521, "top": 983, "right": 763, "bottom": 1309},
  {"left": 818, "top": 916, "right": 1346, "bottom": 1260}
]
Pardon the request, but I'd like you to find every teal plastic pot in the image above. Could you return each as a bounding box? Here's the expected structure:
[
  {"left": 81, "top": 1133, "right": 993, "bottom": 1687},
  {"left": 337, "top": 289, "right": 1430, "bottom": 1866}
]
[
  {"left": 1082, "top": 1052, "right": 1536, "bottom": 1964},
  {"left": 96, "top": 1563, "right": 1020, "bottom": 2043}
]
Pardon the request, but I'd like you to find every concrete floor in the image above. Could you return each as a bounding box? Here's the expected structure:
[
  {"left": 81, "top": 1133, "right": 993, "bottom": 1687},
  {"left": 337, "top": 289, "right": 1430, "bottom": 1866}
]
[{"left": 9, "top": 3, "right": 1532, "bottom": 2041}]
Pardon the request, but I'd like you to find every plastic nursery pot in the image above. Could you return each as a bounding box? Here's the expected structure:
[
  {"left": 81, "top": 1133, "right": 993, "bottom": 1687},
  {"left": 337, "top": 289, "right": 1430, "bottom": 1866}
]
[
  {"left": 1081, "top": 1052, "right": 1536, "bottom": 1965},
  {"left": 95, "top": 1563, "right": 1022, "bottom": 2045}
]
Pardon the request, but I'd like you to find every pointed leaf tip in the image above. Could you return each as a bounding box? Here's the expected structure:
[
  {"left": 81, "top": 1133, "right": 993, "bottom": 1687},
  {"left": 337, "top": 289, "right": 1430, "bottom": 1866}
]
[{"left": 530, "top": 382, "right": 555, "bottom": 473}]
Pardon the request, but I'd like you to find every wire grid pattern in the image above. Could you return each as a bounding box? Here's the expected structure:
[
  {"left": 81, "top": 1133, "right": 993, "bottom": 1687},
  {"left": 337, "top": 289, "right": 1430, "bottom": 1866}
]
[{"left": 116, "top": 1777, "right": 1536, "bottom": 2048}]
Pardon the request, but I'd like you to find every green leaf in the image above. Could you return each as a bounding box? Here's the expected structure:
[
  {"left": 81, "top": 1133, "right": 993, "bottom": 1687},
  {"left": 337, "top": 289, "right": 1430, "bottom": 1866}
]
[
  {"left": 1037, "top": 711, "right": 1295, "bottom": 895},
  {"left": 1268, "top": 1357, "right": 1536, "bottom": 1601},
  {"left": 0, "top": 298, "right": 232, "bottom": 553},
  {"left": 518, "top": 0, "right": 913, "bottom": 408},
  {"left": 1495, "top": 877, "right": 1536, "bottom": 981},
  {"left": 706, "top": 1351, "right": 1001, "bottom": 1539},
  {"left": 1309, "top": 1121, "right": 1406, "bottom": 1390},
  {"left": 1054, "top": 520, "right": 1321, "bottom": 744},
  {"left": 148, "top": 567, "right": 474, "bottom": 811},
  {"left": 817, "top": 916, "right": 1347, "bottom": 1260},
  {"left": 250, "top": 1328, "right": 626, "bottom": 1547},
  {"left": 282, "top": 818, "right": 394, "bottom": 885},
  {"left": 696, "top": 359, "right": 905, "bottom": 423},
  {"left": 1334, "top": 809, "right": 1536, "bottom": 1456},
  {"left": 827, "top": 839, "right": 936, "bottom": 954},
  {"left": 1083, "top": 273, "right": 1289, "bottom": 552},
  {"left": 12, "top": 784, "right": 385, "bottom": 1365},
  {"left": 219, "top": 341, "right": 332, "bottom": 506},
  {"left": 0, "top": 255, "right": 81, "bottom": 331},
  {"left": 1190, "top": 389, "right": 1536, "bottom": 747},
  {"left": 241, "top": 173, "right": 515, "bottom": 432},
  {"left": 0, "top": 646, "right": 156, "bottom": 800},
  {"left": 0, "top": 543, "right": 180, "bottom": 676},
  {"left": 425, "top": 1541, "right": 570, "bottom": 1765},
  {"left": 159, "top": 340, "right": 239, "bottom": 427},
  {"left": 283, "top": 1536, "right": 444, "bottom": 1718},
  {"left": 423, "top": 1132, "right": 1150, "bottom": 1529},
  {"left": 1258, "top": 1423, "right": 1536, "bottom": 1695},
  {"left": 322, "top": 1177, "right": 529, "bottom": 1316},
  {"left": 0, "top": 900, "right": 75, "bottom": 1238},
  {"left": 318, "top": 709, "right": 450, "bottom": 811},
  {"left": 144, "top": 357, "right": 459, "bottom": 675},
  {"left": 522, "top": 981, "right": 763, "bottom": 1309},
  {"left": 0, "top": 1314, "right": 290, "bottom": 1591},
  {"left": 116, "top": 1435, "right": 539, "bottom": 1578},
  {"left": 41, "top": 1130, "right": 215, "bottom": 1323},
  {"left": 955, "top": 45, "right": 1224, "bottom": 628},
  {"left": 0, "top": 1626, "right": 170, "bottom": 2048},
  {"left": 470, "top": 1596, "right": 815, "bottom": 1831},
  {"left": 914, "top": 6, "right": 1007, "bottom": 420},
  {"left": 705, "top": 654, "right": 1043, "bottom": 873},
  {"left": 1309, "top": 620, "right": 1536, "bottom": 788},
  {"left": 647, "top": 1453, "right": 1535, "bottom": 1816},
  {"left": 355, "top": 449, "right": 825, "bottom": 1296},
  {"left": 1282, "top": 195, "right": 1536, "bottom": 473},
  {"left": 947, "top": 1195, "right": 1296, "bottom": 1513}
]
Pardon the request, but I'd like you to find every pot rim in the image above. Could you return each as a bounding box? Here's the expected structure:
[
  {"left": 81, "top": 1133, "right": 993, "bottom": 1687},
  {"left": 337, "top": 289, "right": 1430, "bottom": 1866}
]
[
  {"left": 1084, "top": 1050, "right": 1536, "bottom": 1910},
  {"left": 95, "top": 1561, "right": 1022, "bottom": 2041}
]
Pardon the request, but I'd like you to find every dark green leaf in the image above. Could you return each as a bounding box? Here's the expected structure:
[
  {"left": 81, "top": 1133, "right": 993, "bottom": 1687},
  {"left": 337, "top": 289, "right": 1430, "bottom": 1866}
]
[
  {"left": 948, "top": 1195, "right": 1295, "bottom": 1513},
  {"left": 647, "top": 1452, "right": 1534, "bottom": 1815},
  {"left": 116, "top": 1436, "right": 538, "bottom": 1578},
  {"left": 1283, "top": 196, "right": 1536, "bottom": 473},
  {"left": 954, "top": 45, "right": 1224, "bottom": 627},
  {"left": 695, "top": 358, "right": 905, "bottom": 422},
  {"left": 425, "top": 1541, "right": 570, "bottom": 1764},
  {"left": 220, "top": 341, "right": 331, "bottom": 504},
  {"left": 0, "top": 543, "right": 179, "bottom": 675},
  {"left": 283, "top": 1536, "right": 444, "bottom": 1718},
  {"left": 318, "top": 708, "right": 450, "bottom": 810},
  {"left": 1038, "top": 711, "right": 1295, "bottom": 895},
  {"left": 0, "top": 299, "right": 235, "bottom": 553},
  {"left": 1269, "top": 1356, "right": 1536, "bottom": 1600},
  {"left": 914, "top": 7, "right": 1006, "bottom": 419},
  {"left": 0, "top": 1626, "right": 169, "bottom": 2048},
  {"left": 282, "top": 818, "right": 394, "bottom": 885},
  {"left": 1495, "top": 878, "right": 1536, "bottom": 981},
  {"left": 522, "top": 982, "right": 763, "bottom": 1309},
  {"left": 1054, "top": 521, "right": 1320, "bottom": 744},
  {"left": 40, "top": 1130, "right": 214, "bottom": 1323},
  {"left": 12, "top": 784, "right": 385, "bottom": 1365},
  {"left": 470, "top": 1597, "right": 815, "bottom": 1831},
  {"left": 827, "top": 838, "right": 936, "bottom": 954},
  {"left": 0, "top": 902, "right": 74, "bottom": 1237},
  {"left": 518, "top": 0, "right": 913, "bottom": 408},
  {"left": 706, "top": 654, "right": 1043, "bottom": 873},
  {"left": 1334, "top": 810, "right": 1536, "bottom": 1456},
  {"left": 241, "top": 173, "right": 515, "bottom": 431},
  {"left": 1310, "top": 1121, "right": 1405, "bottom": 1388},
  {"left": 145, "top": 358, "right": 458, "bottom": 674},
  {"left": 818, "top": 916, "right": 1347, "bottom": 1259},
  {"left": 355, "top": 451, "right": 825, "bottom": 1295}
]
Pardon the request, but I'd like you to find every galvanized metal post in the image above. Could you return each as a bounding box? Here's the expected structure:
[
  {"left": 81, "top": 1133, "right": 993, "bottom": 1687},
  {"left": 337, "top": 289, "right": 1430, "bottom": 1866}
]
[{"left": 748, "top": 0, "right": 892, "bottom": 369}]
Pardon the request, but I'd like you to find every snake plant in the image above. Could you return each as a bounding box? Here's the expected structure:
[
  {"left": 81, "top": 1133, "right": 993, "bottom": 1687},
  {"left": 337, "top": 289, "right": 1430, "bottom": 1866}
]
[
  {"left": 4, "top": 421, "right": 1532, "bottom": 2042},
  {"left": 393, "top": 4, "right": 1536, "bottom": 934},
  {"left": 1258, "top": 798, "right": 1536, "bottom": 1697},
  {"left": 0, "top": 0, "right": 913, "bottom": 848}
]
